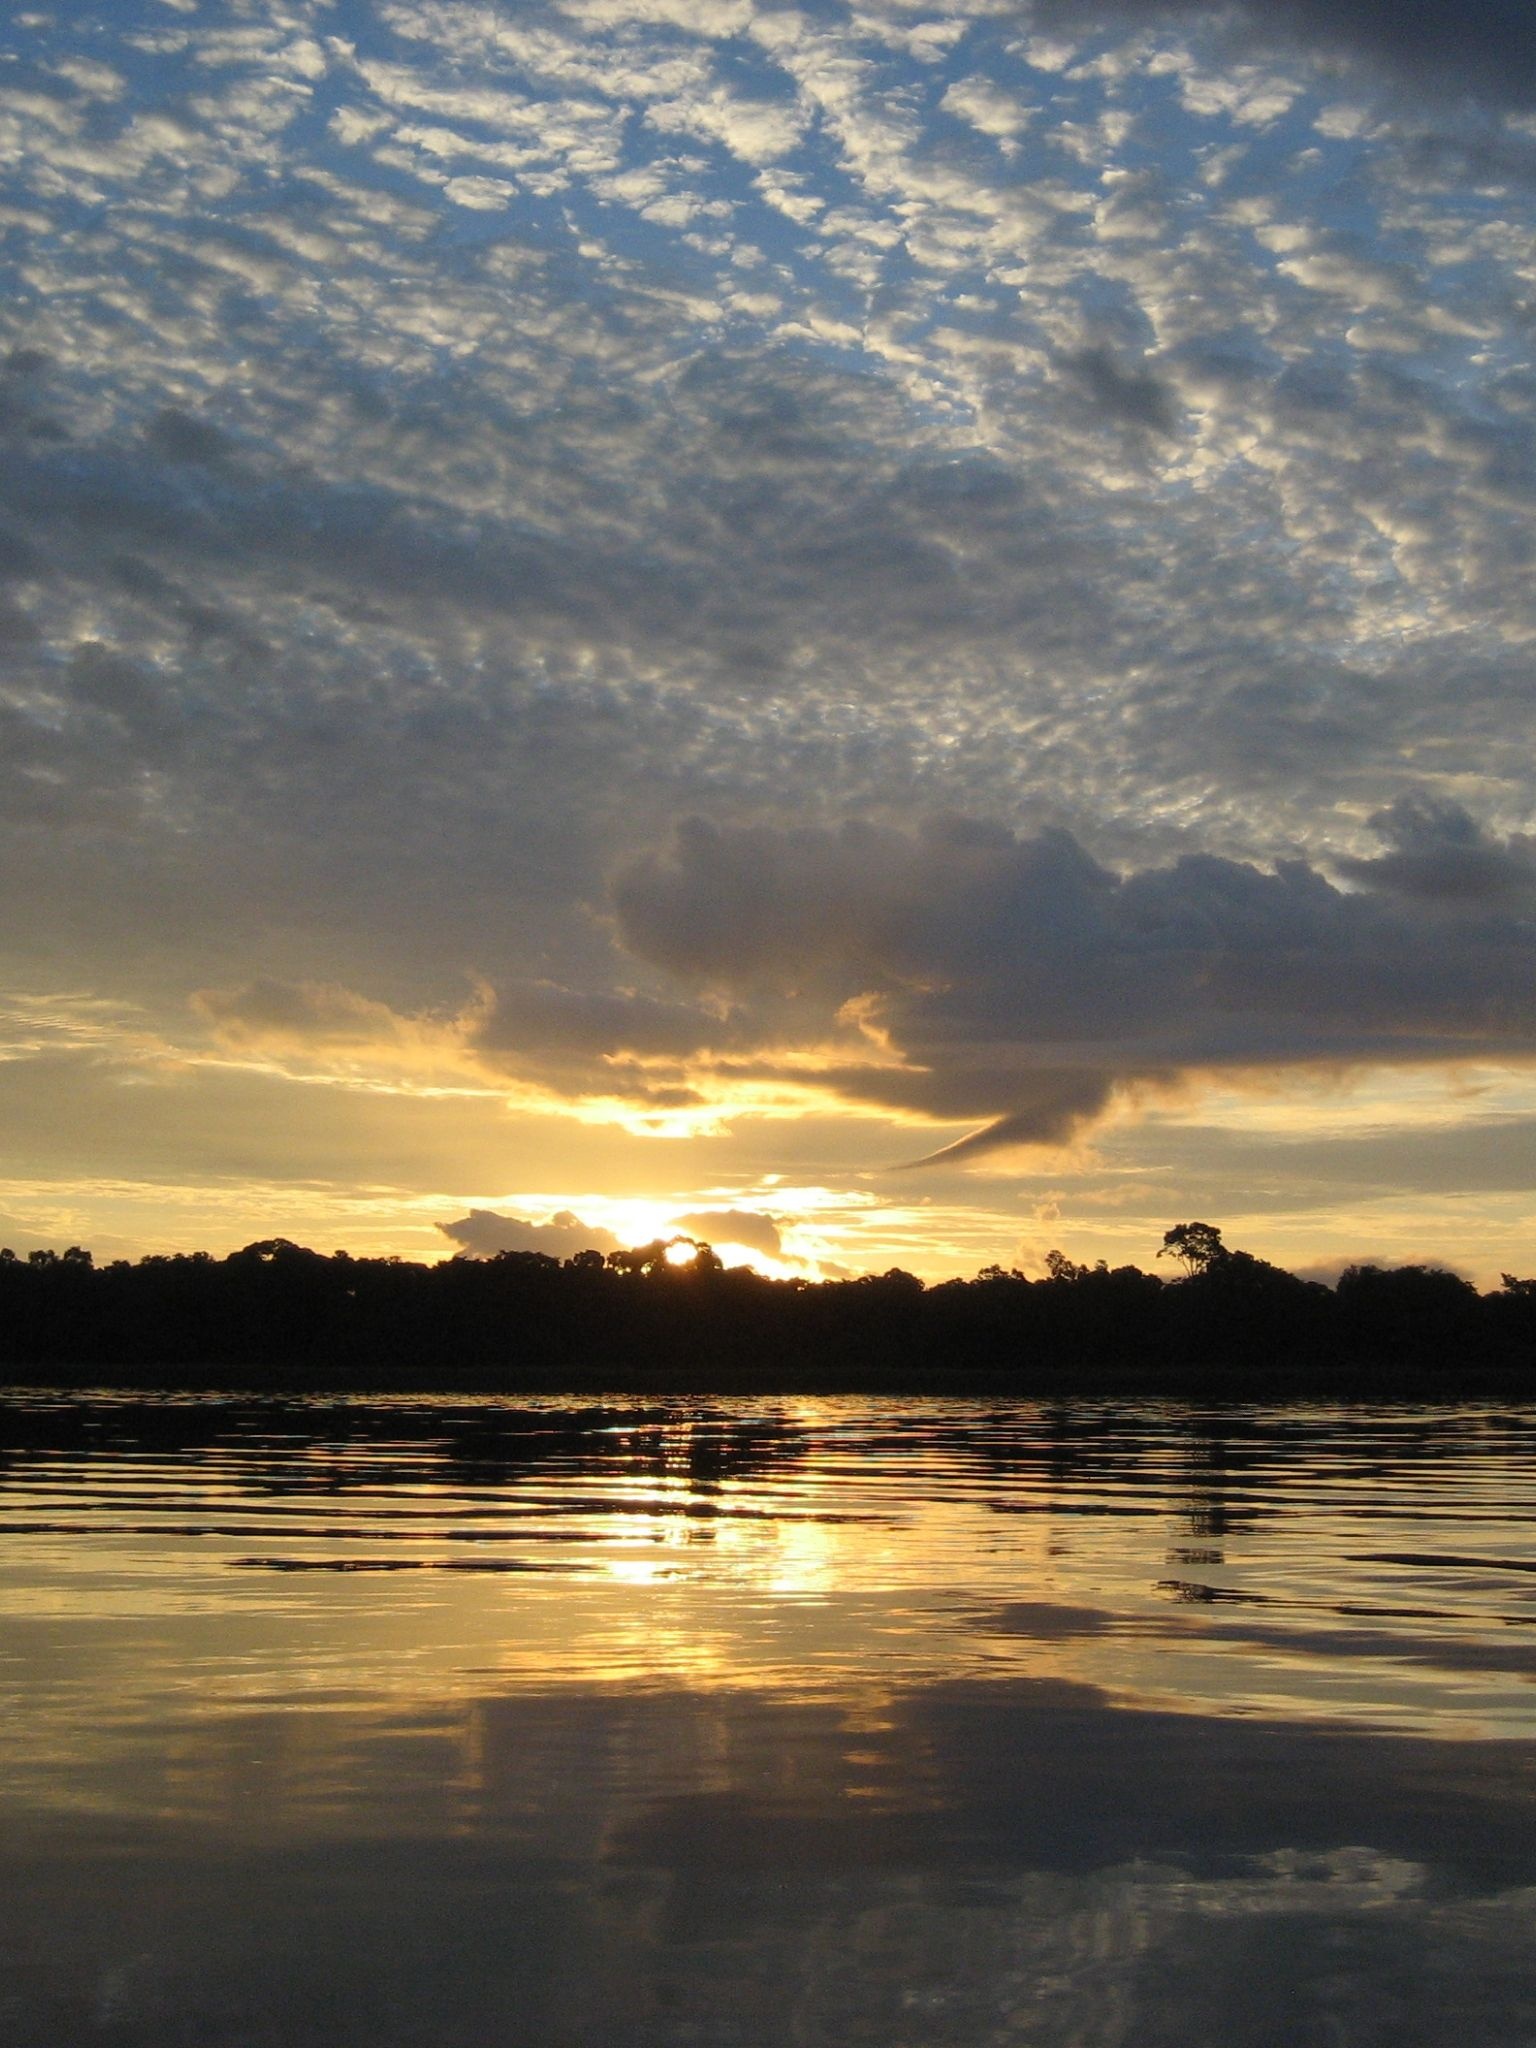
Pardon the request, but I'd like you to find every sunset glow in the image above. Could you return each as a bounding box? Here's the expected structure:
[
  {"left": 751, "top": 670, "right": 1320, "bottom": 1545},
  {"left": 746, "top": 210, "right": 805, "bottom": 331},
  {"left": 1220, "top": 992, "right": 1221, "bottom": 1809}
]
[{"left": 2, "top": 0, "right": 1536, "bottom": 1282}]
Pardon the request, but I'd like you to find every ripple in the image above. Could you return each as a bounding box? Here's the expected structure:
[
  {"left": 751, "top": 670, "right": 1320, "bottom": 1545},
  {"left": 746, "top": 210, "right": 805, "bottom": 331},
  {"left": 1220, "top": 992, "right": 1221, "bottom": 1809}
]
[{"left": 4, "top": 1392, "right": 1536, "bottom": 1731}]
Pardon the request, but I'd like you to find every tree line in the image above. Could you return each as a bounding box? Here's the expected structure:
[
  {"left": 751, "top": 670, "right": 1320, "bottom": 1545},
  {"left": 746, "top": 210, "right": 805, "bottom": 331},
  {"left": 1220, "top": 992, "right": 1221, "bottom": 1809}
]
[{"left": 0, "top": 1224, "right": 1533, "bottom": 1391}]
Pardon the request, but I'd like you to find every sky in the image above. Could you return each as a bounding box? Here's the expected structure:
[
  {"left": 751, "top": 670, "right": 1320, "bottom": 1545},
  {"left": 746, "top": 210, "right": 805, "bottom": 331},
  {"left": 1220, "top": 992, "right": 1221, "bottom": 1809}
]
[{"left": 3, "top": 0, "right": 1536, "bottom": 1282}]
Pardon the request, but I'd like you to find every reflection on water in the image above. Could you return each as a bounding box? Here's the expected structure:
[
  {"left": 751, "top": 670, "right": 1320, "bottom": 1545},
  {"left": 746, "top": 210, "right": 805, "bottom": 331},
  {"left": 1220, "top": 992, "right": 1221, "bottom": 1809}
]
[{"left": 3, "top": 1393, "right": 1536, "bottom": 2044}]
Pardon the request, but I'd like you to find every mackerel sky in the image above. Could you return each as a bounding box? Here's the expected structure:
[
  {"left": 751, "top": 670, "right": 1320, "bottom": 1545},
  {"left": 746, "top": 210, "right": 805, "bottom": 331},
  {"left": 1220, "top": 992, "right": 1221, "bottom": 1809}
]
[{"left": 4, "top": 0, "right": 1536, "bottom": 1279}]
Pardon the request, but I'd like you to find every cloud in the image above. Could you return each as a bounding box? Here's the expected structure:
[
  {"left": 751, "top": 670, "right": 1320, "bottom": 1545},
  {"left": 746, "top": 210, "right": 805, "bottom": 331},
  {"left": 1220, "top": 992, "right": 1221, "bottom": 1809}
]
[
  {"left": 3, "top": 0, "right": 1536, "bottom": 1265},
  {"left": 437, "top": 1206, "right": 619, "bottom": 1257},
  {"left": 3, "top": 0, "right": 1535, "bottom": 1004},
  {"left": 644, "top": 85, "right": 806, "bottom": 165},
  {"left": 194, "top": 979, "right": 467, "bottom": 1066},
  {"left": 146, "top": 406, "right": 233, "bottom": 467},
  {"left": 614, "top": 810, "right": 1536, "bottom": 1160},
  {"left": 191, "top": 972, "right": 779, "bottom": 1126},
  {"left": 471, "top": 981, "right": 731, "bottom": 1064},
  {"left": 1059, "top": 344, "right": 1182, "bottom": 438},
  {"left": 0, "top": 1046, "right": 531, "bottom": 1193},
  {"left": 671, "top": 1207, "right": 782, "bottom": 1255},
  {"left": 1034, "top": 0, "right": 1536, "bottom": 106},
  {"left": 941, "top": 75, "right": 1036, "bottom": 143},
  {"left": 1335, "top": 796, "right": 1536, "bottom": 906}
]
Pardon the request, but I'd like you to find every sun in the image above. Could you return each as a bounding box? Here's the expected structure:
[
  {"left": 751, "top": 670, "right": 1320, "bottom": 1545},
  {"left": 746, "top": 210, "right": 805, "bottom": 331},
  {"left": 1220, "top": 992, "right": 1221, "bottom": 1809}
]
[{"left": 602, "top": 1200, "right": 683, "bottom": 1248}]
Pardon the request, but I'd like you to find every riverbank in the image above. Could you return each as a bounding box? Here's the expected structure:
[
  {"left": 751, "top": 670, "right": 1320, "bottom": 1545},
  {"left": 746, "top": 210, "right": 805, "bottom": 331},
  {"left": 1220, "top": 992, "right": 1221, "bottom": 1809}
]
[{"left": 2, "top": 1240, "right": 1531, "bottom": 1401}]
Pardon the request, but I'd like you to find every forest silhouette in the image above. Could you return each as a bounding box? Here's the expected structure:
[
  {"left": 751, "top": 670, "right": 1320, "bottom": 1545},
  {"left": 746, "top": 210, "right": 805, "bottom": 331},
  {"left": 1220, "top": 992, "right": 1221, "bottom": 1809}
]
[{"left": 1, "top": 1225, "right": 1533, "bottom": 1393}]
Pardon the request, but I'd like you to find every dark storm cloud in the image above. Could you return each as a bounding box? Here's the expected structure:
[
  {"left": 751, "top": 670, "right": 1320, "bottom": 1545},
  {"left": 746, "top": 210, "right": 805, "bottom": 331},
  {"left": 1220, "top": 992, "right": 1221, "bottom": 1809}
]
[
  {"left": 1035, "top": 0, "right": 1536, "bottom": 105},
  {"left": 614, "top": 810, "right": 1536, "bottom": 1159},
  {"left": 472, "top": 982, "right": 732, "bottom": 1064},
  {"left": 1335, "top": 795, "right": 1536, "bottom": 906}
]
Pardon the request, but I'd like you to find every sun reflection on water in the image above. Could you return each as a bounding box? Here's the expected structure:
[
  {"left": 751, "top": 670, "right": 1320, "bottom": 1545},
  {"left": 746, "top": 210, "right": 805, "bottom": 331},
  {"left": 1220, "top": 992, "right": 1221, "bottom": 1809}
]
[
  {"left": 2, "top": 1397, "right": 1536, "bottom": 1739},
  {"left": 7, "top": 1396, "right": 1536, "bottom": 2048}
]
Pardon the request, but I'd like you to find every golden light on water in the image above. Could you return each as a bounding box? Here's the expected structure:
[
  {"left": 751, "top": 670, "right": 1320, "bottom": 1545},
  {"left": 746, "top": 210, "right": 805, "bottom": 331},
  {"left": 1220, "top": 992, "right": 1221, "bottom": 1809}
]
[{"left": 9, "top": 1400, "right": 1536, "bottom": 1737}]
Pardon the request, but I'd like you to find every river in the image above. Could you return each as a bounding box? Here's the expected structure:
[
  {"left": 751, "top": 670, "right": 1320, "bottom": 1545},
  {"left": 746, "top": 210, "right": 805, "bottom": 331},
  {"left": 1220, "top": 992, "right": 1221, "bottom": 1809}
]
[{"left": 3, "top": 1392, "right": 1535, "bottom": 2044}]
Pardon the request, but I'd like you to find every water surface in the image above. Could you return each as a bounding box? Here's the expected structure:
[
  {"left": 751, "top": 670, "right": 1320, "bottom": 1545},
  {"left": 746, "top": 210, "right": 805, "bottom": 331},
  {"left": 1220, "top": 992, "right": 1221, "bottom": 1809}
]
[{"left": 3, "top": 1392, "right": 1536, "bottom": 2044}]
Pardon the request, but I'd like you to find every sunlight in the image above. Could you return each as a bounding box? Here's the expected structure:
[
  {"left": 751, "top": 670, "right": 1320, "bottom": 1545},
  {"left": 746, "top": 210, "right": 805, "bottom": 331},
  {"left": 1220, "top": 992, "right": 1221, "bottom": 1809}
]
[{"left": 709, "top": 1241, "right": 811, "bottom": 1282}]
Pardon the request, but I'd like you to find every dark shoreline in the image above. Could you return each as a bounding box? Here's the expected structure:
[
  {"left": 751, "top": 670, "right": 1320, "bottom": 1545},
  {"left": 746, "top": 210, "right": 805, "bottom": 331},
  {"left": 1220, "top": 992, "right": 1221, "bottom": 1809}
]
[{"left": 2, "top": 1237, "right": 1532, "bottom": 1403}]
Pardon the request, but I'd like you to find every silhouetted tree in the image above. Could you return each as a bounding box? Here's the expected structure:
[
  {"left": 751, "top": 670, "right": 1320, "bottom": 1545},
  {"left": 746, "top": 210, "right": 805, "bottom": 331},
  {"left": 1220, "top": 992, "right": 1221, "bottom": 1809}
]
[
  {"left": 1334, "top": 1262, "right": 1480, "bottom": 1369},
  {"left": 1158, "top": 1222, "right": 1229, "bottom": 1278},
  {"left": 606, "top": 1239, "right": 674, "bottom": 1277},
  {"left": 0, "top": 1223, "right": 1526, "bottom": 1390},
  {"left": 1044, "top": 1249, "right": 1099, "bottom": 1283}
]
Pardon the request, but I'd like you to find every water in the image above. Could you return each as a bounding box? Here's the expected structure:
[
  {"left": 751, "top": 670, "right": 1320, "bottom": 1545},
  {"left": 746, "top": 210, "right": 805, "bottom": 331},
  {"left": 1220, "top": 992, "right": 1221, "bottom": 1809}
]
[{"left": 3, "top": 1392, "right": 1536, "bottom": 2045}]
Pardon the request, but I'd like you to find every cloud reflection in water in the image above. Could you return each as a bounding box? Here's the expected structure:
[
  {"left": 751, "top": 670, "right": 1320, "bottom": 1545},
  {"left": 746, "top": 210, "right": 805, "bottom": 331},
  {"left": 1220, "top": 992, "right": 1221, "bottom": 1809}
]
[{"left": 3, "top": 1395, "right": 1536, "bottom": 2044}]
